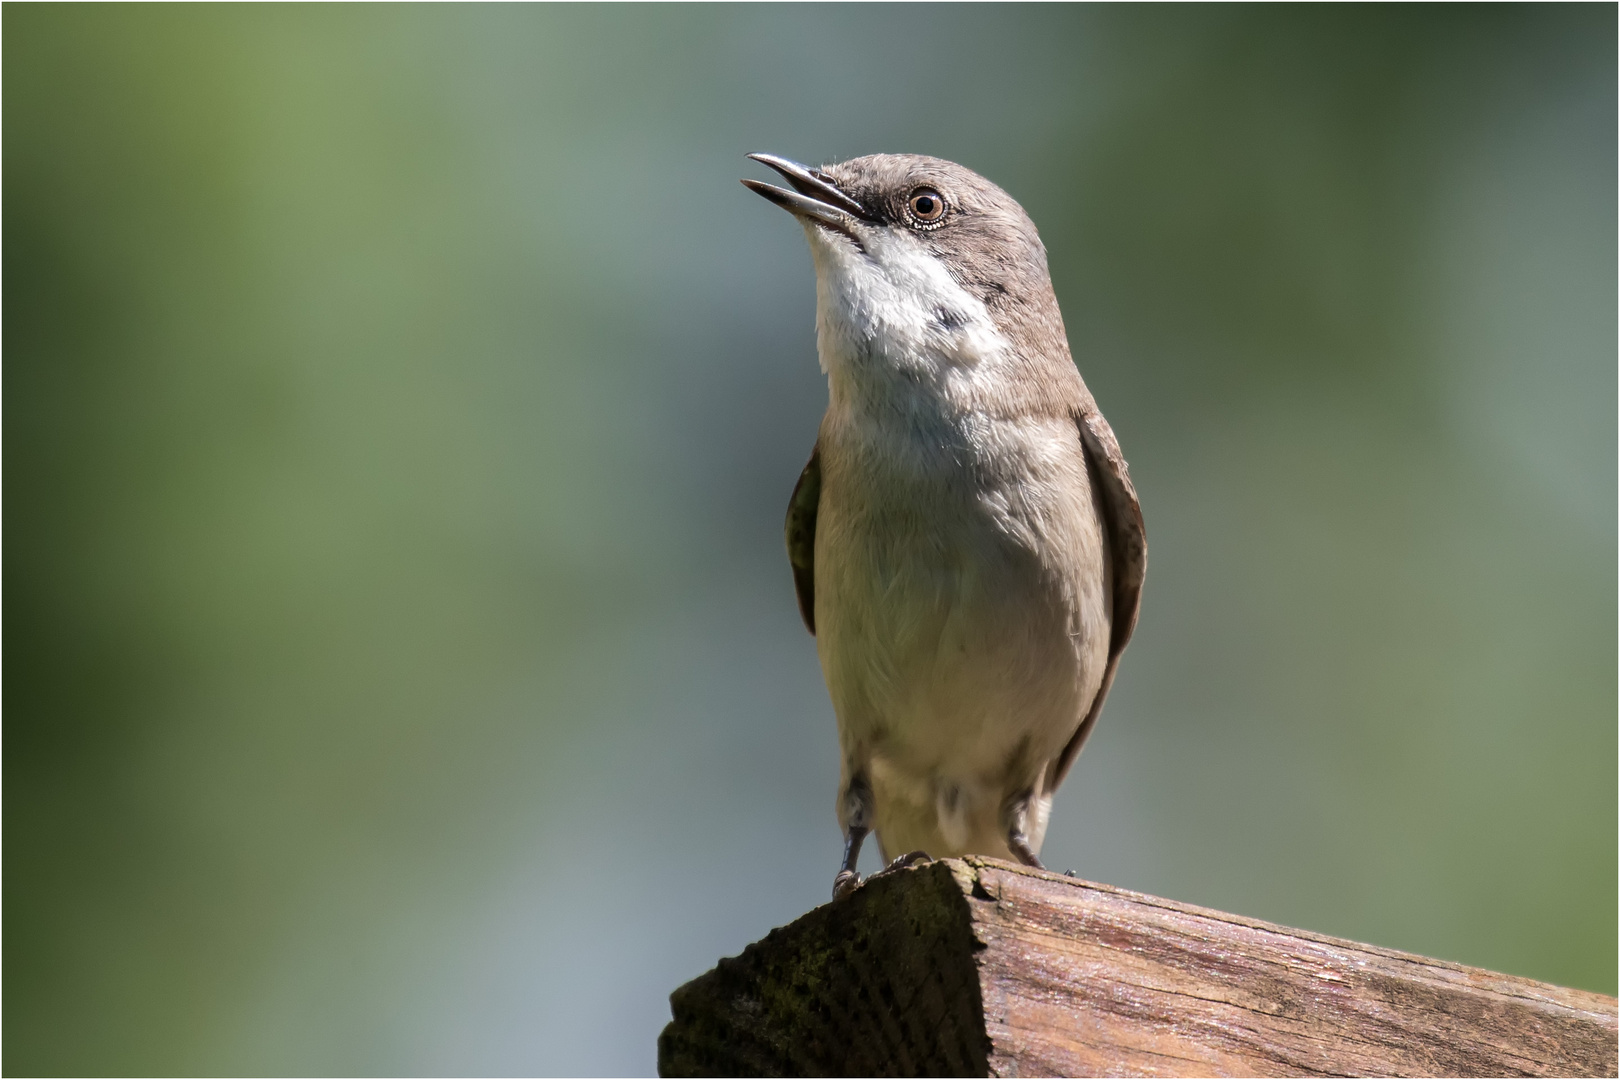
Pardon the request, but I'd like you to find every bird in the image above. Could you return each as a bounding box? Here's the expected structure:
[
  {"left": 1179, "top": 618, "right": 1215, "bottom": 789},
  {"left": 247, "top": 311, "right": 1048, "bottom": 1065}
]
[{"left": 742, "top": 153, "right": 1146, "bottom": 901}]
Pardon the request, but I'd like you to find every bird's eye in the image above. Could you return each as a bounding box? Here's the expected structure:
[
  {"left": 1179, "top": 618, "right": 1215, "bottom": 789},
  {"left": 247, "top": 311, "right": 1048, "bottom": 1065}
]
[{"left": 905, "top": 188, "right": 947, "bottom": 227}]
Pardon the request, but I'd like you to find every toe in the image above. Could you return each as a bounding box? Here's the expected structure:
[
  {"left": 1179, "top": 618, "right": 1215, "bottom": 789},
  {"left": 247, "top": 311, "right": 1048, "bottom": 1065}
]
[{"left": 832, "top": 870, "right": 861, "bottom": 901}]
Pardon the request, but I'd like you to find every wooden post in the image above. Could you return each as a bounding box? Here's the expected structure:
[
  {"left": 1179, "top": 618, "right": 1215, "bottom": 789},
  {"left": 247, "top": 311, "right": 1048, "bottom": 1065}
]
[{"left": 659, "top": 857, "right": 1617, "bottom": 1077}]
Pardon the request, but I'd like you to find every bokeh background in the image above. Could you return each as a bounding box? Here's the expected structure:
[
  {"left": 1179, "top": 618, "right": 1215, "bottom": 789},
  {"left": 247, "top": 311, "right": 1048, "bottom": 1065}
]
[{"left": 6, "top": 5, "right": 1615, "bottom": 1075}]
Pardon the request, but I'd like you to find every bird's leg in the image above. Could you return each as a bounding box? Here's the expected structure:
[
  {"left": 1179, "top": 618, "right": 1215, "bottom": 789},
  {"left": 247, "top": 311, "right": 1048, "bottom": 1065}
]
[
  {"left": 833, "top": 777, "right": 934, "bottom": 900},
  {"left": 1007, "top": 831, "right": 1044, "bottom": 869},
  {"left": 832, "top": 825, "right": 868, "bottom": 900},
  {"left": 1005, "top": 794, "right": 1046, "bottom": 870},
  {"left": 832, "top": 776, "right": 873, "bottom": 900}
]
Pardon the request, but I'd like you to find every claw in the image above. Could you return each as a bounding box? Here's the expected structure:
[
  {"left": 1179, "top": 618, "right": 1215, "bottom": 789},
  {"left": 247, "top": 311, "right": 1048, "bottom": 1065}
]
[
  {"left": 881, "top": 850, "right": 933, "bottom": 873},
  {"left": 832, "top": 869, "right": 861, "bottom": 901},
  {"left": 830, "top": 850, "right": 933, "bottom": 901}
]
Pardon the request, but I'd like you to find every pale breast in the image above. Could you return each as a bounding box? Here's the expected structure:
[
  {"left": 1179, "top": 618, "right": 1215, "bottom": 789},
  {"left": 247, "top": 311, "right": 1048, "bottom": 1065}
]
[{"left": 814, "top": 402, "right": 1112, "bottom": 793}]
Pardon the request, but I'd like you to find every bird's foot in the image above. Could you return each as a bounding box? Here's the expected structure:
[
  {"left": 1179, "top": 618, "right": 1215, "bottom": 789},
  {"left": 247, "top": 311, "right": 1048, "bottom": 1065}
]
[
  {"left": 831, "top": 850, "right": 933, "bottom": 901},
  {"left": 877, "top": 849, "right": 934, "bottom": 877},
  {"left": 832, "top": 869, "right": 861, "bottom": 901}
]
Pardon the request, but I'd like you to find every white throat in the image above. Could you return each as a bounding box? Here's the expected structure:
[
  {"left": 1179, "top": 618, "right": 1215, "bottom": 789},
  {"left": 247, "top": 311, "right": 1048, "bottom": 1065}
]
[{"left": 803, "top": 224, "right": 1010, "bottom": 413}]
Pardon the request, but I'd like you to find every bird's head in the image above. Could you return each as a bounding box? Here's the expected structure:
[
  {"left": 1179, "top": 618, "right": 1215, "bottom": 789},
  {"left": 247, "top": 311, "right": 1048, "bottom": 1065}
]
[{"left": 743, "top": 153, "right": 1065, "bottom": 377}]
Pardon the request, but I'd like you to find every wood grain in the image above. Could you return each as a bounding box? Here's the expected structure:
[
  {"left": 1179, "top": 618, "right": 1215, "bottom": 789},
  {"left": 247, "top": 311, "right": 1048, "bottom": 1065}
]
[{"left": 659, "top": 857, "right": 1617, "bottom": 1078}]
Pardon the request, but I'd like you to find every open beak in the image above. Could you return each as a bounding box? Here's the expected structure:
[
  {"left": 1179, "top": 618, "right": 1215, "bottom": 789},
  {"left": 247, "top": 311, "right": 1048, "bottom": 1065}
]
[{"left": 741, "top": 153, "right": 866, "bottom": 228}]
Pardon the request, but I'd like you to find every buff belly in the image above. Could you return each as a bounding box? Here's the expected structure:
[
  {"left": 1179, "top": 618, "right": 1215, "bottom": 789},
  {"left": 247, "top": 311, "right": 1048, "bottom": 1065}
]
[{"left": 813, "top": 412, "right": 1112, "bottom": 864}]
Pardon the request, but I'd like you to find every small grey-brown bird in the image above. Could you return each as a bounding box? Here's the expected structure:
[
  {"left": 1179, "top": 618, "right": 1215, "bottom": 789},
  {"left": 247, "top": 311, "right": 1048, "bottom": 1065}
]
[{"left": 742, "top": 153, "right": 1145, "bottom": 900}]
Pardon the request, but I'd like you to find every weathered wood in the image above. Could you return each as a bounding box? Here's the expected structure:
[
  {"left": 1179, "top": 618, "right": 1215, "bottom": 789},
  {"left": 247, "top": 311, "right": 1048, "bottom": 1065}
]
[{"left": 659, "top": 857, "right": 1618, "bottom": 1078}]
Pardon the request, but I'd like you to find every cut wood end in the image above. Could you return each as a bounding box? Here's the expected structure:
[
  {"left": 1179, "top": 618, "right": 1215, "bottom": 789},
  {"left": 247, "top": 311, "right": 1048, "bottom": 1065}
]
[{"left": 660, "top": 858, "right": 1617, "bottom": 1078}]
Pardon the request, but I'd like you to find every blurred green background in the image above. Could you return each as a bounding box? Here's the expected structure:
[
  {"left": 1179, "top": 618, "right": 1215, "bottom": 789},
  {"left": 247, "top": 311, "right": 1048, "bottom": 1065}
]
[{"left": 5, "top": 4, "right": 1614, "bottom": 1074}]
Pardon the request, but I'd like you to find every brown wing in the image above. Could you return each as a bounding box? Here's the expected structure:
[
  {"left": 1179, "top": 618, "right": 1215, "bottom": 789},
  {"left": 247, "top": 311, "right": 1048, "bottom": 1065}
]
[
  {"left": 1046, "top": 408, "right": 1147, "bottom": 791},
  {"left": 784, "top": 444, "right": 821, "bottom": 635}
]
